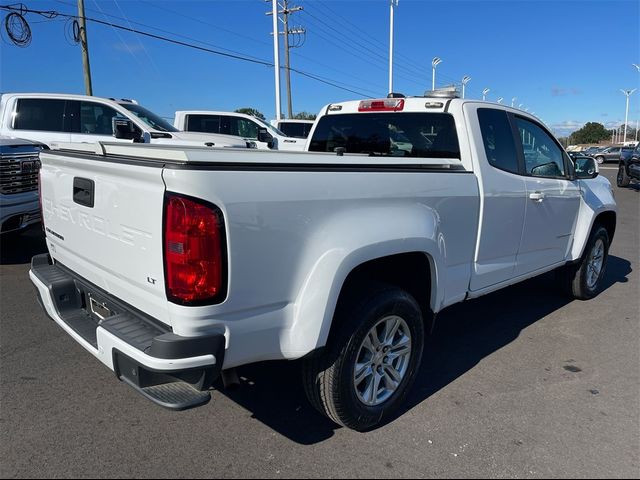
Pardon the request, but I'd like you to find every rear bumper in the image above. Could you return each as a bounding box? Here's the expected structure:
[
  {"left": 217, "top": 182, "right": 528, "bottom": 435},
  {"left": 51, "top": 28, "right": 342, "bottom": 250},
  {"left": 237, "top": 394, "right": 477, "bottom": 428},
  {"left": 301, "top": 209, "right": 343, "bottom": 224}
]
[{"left": 30, "top": 254, "right": 225, "bottom": 409}]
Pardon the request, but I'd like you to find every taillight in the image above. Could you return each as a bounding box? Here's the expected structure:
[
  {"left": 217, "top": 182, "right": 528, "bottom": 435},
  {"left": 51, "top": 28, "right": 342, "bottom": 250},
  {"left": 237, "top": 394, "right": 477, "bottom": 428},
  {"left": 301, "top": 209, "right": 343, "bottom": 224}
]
[
  {"left": 163, "top": 193, "right": 227, "bottom": 305},
  {"left": 358, "top": 99, "right": 405, "bottom": 112}
]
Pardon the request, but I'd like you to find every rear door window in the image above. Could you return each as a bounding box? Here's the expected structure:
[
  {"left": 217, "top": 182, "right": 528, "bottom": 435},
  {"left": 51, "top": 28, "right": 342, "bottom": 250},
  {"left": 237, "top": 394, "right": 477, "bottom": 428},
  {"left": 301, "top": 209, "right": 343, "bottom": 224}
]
[
  {"left": 477, "top": 108, "right": 519, "bottom": 174},
  {"left": 186, "top": 114, "right": 222, "bottom": 134},
  {"left": 14, "top": 99, "right": 66, "bottom": 132},
  {"left": 308, "top": 112, "right": 460, "bottom": 159},
  {"left": 280, "top": 122, "right": 312, "bottom": 138}
]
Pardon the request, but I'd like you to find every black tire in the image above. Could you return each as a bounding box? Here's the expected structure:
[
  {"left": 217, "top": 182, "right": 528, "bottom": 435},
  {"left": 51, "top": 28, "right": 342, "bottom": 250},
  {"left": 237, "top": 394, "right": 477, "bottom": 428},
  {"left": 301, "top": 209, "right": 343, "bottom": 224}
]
[
  {"left": 617, "top": 164, "right": 631, "bottom": 187},
  {"left": 560, "top": 225, "right": 610, "bottom": 300},
  {"left": 595, "top": 156, "right": 605, "bottom": 165},
  {"left": 302, "top": 284, "right": 425, "bottom": 431}
]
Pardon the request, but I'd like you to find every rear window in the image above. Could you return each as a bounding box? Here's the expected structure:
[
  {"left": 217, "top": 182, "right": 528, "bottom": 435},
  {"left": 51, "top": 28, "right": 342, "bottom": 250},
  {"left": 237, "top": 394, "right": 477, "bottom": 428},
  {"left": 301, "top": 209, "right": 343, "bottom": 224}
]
[
  {"left": 14, "top": 99, "right": 66, "bottom": 132},
  {"left": 308, "top": 112, "right": 460, "bottom": 159},
  {"left": 187, "top": 114, "right": 222, "bottom": 134},
  {"left": 279, "top": 122, "right": 313, "bottom": 139}
]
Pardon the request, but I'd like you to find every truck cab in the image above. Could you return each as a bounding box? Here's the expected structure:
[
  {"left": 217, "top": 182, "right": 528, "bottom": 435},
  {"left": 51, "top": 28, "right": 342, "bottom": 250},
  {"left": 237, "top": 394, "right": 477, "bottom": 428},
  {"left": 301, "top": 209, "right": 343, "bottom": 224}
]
[
  {"left": 174, "top": 111, "right": 306, "bottom": 151},
  {"left": 270, "top": 119, "right": 315, "bottom": 139},
  {"left": 0, "top": 93, "right": 249, "bottom": 149}
]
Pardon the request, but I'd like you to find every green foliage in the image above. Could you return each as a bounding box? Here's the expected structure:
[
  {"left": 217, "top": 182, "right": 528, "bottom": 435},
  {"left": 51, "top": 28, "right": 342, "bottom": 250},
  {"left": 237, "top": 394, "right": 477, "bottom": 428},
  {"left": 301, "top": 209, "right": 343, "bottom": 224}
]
[
  {"left": 569, "top": 122, "right": 610, "bottom": 144},
  {"left": 293, "top": 111, "right": 317, "bottom": 120},
  {"left": 235, "top": 108, "right": 266, "bottom": 121}
]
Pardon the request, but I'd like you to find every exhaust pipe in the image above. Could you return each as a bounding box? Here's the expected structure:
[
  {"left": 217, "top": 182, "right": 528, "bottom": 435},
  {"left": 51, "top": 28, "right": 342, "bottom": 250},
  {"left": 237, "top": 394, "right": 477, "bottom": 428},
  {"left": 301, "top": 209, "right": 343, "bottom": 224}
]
[{"left": 221, "top": 368, "right": 240, "bottom": 390}]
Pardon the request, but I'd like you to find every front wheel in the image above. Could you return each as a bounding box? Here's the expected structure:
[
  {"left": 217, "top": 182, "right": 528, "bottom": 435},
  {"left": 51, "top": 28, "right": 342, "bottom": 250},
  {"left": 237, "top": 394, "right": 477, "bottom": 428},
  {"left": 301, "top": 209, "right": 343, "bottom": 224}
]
[
  {"left": 595, "top": 156, "right": 605, "bottom": 165},
  {"left": 617, "top": 164, "right": 631, "bottom": 187},
  {"left": 560, "top": 225, "right": 610, "bottom": 300},
  {"left": 302, "top": 284, "right": 425, "bottom": 431}
]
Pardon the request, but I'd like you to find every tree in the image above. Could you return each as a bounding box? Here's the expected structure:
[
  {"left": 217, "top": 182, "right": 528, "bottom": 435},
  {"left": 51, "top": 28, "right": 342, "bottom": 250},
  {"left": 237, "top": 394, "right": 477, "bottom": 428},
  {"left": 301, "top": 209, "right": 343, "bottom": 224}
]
[
  {"left": 569, "top": 122, "right": 610, "bottom": 144},
  {"left": 235, "top": 108, "right": 265, "bottom": 121},
  {"left": 293, "top": 111, "right": 316, "bottom": 120}
]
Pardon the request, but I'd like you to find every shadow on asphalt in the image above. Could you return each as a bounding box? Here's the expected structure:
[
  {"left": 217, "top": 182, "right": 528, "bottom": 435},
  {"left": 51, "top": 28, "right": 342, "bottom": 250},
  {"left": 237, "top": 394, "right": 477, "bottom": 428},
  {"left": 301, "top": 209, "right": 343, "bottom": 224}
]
[
  {"left": 2, "top": 224, "right": 632, "bottom": 444},
  {"left": 0, "top": 224, "right": 47, "bottom": 265},
  {"left": 218, "top": 255, "right": 632, "bottom": 445}
]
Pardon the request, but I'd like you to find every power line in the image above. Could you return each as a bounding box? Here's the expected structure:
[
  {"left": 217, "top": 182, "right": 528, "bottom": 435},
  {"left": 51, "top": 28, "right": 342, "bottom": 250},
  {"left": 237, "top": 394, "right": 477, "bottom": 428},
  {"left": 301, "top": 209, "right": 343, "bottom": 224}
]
[
  {"left": 301, "top": 14, "right": 426, "bottom": 88},
  {"left": 0, "top": 3, "right": 374, "bottom": 99},
  {"left": 112, "top": 0, "right": 160, "bottom": 75},
  {"left": 302, "top": 2, "right": 431, "bottom": 84}
]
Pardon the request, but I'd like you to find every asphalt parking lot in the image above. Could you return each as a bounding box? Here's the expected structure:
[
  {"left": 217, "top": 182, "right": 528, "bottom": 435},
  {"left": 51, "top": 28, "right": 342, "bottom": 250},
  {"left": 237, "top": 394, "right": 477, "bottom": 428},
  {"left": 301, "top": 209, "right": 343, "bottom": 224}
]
[{"left": 0, "top": 169, "right": 638, "bottom": 479}]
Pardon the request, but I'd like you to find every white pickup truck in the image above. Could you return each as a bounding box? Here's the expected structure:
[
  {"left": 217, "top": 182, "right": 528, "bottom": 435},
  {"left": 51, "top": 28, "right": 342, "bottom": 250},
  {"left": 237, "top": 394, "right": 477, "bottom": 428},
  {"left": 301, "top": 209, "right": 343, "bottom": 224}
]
[
  {"left": 30, "top": 93, "right": 616, "bottom": 431},
  {"left": 0, "top": 93, "right": 250, "bottom": 149},
  {"left": 174, "top": 110, "right": 306, "bottom": 151}
]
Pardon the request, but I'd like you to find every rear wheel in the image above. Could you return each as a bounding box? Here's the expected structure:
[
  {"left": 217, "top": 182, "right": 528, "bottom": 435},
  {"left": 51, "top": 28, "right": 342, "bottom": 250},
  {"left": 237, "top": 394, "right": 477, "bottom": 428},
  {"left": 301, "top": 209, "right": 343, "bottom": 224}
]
[
  {"left": 303, "top": 284, "right": 424, "bottom": 431},
  {"left": 617, "top": 164, "right": 631, "bottom": 187},
  {"left": 595, "top": 156, "right": 605, "bottom": 165},
  {"left": 560, "top": 225, "right": 610, "bottom": 300}
]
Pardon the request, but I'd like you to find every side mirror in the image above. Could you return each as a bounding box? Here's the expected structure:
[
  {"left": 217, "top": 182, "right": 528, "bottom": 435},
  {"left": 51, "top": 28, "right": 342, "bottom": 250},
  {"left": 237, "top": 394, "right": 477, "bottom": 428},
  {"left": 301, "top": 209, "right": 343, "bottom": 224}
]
[
  {"left": 257, "top": 127, "right": 274, "bottom": 149},
  {"left": 112, "top": 117, "right": 142, "bottom": 142},
  {"left": 574, "top": 156, "right": 599, "bottom": 179}
]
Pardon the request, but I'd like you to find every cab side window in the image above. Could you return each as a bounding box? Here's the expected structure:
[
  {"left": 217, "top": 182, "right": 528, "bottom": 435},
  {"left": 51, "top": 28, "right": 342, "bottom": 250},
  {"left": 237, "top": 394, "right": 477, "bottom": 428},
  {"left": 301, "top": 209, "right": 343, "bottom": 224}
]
[
  {"left": 13, "top": 99, "right": 66, "bottom": 132},
  {"left": 515, "top": 117, "right": 565, "bottom": 178},
  {"left": 477, "top": 108, "right": 519, "bottom": 174},
  {"left": 79, "top": 102, "right": 121, "bottom": 135}
]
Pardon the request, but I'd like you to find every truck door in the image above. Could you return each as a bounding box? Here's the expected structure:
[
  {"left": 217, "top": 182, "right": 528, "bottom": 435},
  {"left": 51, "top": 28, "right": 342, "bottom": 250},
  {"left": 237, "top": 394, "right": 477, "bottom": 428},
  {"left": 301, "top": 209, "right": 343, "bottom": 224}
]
[
  {"left": 468, "top": 107, "right": 527, "bottom": 291},
  {"left": 69, "top": 100, "right": 130, "bottom": 144},
  {"left": 512, "top": 116, "right": 581, "bottom": 276}
]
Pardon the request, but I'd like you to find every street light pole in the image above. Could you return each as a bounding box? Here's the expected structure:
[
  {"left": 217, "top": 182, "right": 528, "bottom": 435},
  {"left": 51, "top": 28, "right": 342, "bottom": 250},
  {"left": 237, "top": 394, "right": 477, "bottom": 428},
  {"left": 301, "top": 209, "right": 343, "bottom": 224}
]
[
  {"left": 621, "top": 89, "right": 637, "bottom": 144},
  {"left": 511, "top": 97, "right": 517, "bottom": 107},
  {"left": 388, "top": 0, "right": 398, "bottom": 95},
  {"left": 482, "top": 88, "right": 490, "bottom": 101},
  {"left": 461, "top": 75, "right": 471, "bottom": 99},
  {"left": 271, "top": 0, "right": 282, "bottom": 121},
  {"left": 432, "top": 57, "right": 442, "bottom": 91},
  {"left": 497, "top": 97, "right": 503, "bottom": 104}
]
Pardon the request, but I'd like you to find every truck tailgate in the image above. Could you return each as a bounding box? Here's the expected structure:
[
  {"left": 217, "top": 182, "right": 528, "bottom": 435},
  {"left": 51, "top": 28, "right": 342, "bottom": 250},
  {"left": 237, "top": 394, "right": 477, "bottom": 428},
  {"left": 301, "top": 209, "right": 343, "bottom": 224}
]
[{"left": 40, "top": 150, "right": 171, "bottom": 327}]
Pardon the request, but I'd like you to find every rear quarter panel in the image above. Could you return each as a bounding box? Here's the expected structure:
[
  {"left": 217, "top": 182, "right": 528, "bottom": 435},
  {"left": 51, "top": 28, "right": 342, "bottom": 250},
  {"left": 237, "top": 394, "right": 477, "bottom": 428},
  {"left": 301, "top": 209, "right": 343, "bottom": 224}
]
[{"left": 162, "top": 166, "right": 480, "bottom": 367}]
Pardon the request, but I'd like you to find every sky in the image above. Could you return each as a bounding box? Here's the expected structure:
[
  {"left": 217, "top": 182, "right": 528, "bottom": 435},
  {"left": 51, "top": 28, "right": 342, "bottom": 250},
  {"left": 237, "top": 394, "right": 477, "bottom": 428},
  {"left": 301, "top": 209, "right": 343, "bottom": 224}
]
[{"left": 1, "top": 0, "right": 639, "bottom": 137}]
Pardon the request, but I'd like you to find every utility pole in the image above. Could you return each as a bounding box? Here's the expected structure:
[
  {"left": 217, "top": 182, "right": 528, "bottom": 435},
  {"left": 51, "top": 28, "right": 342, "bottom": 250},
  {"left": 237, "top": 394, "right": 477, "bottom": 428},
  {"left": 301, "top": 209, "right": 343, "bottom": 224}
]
[
  {"left": 267, "top": 1, "right": 304, "bottom": 119},
  {"left": 77, "top": 0, "right": 93, "bottom": 95}
]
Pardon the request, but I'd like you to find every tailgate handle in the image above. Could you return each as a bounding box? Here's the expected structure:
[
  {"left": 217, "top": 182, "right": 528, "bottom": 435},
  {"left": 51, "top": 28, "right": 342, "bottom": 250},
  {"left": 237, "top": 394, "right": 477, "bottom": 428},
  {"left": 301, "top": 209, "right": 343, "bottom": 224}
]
[{"left": 73, "top": 177, "right": 95, "bottom": 208}]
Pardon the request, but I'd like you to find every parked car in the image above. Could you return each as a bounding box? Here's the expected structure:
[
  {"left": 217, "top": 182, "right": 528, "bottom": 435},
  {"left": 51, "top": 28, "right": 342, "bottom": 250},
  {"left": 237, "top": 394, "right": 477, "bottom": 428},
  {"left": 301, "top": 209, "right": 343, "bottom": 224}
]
[
  {"left": 0, "top": 93, "right": 250, "bottom": 149},
  {"left": 271, "top": 119, "right": 315, "bottom": 139},
  {"left": 568, "top": 150, "right": 591, "bottom": 161},
  {"left": 617, "top": 144, "right": 640, "bottom": 187},
  {"left": 592, "top": 146, "right": 634, "bottom": 164},
  {"left": 0, "top": 136, "right": 41, "bottom": 235},
  {"left": 31, "top": 93, "right": 615, "bottom": 431},
  {"left": 582, "top": 146, "right": 605, "bottom": 155},
  {"left": 174, "top": 110, "right": 305, "bottom": 151}
]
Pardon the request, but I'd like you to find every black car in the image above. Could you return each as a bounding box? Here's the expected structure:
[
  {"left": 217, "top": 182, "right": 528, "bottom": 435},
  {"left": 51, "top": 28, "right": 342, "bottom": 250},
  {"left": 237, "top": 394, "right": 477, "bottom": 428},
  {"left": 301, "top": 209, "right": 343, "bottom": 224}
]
[{"left": 617, "top": 145, "right": 640, "bottom": 187}]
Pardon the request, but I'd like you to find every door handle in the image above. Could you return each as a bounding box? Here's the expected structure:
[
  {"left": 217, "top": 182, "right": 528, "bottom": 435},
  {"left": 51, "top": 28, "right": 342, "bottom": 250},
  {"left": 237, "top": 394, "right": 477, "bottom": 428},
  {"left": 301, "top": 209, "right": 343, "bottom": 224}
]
[
  {"left": 529, "top": 192, "right": 545, "bottom": 202},
  {"left": 73, "top": 177, "right": 95, "bottom": 208}
]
